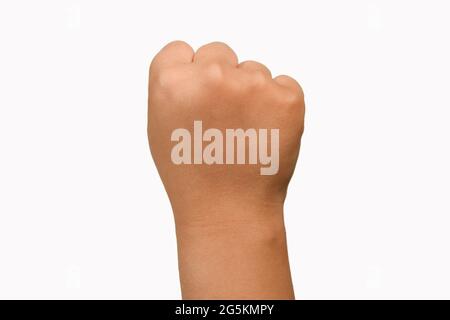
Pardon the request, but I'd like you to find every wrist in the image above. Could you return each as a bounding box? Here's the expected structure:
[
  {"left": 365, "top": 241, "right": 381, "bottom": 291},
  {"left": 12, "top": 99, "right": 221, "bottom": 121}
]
[
  {"left": 171, "top": 195, "right": 286, "bottom": 230},
  {"left": 172, "top": 202, "right": 294, "bottom": 299}
]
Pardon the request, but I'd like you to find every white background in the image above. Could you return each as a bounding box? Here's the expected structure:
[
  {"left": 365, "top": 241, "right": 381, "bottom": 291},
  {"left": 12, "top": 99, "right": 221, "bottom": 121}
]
[{"left": 0, "top": 0, "right": 449, "bottom": 299}]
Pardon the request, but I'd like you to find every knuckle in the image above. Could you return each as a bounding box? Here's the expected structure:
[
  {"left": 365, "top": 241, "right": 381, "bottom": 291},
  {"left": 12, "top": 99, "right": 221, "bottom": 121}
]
[
  {"left": 252, "top": 70, "right": 269, "bottom": 86},
  {"left": 150, "top": 67, "right": 183, "bottom": 101},
  {"left": 150, "top": 41, "right": 193, "bottom": 71},
  {"left": 165, "top": 40, "right": 190, "bottom": 49},
  {"left": 155, "top": 67, "right": 177, "bottom": 87},
  {"left": 284, "top": 91, "right": 303, "bottom": 106},
  {"left": 203, "top": 63, "right": 225, "bottom": 84},
  {"left": 204, "top": 41, "right": 232, "bottom": 51}
]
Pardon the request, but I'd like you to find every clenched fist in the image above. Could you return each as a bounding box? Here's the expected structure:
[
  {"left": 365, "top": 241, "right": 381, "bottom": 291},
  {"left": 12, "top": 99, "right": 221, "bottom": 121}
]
[{"left": 148, "top": 41, "right": 305, "bottom": 299}]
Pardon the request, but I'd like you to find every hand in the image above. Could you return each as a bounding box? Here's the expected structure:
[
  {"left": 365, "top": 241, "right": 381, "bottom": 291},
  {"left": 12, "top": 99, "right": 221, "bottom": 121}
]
[{"left": 148, "top": 41, "right": 305, "bottom": 299}]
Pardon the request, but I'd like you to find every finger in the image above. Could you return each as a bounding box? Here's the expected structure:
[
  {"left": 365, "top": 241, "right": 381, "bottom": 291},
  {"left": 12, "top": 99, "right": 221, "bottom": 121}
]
[
  {"left": 150, "top": 41, "right": 194, "bottom": 72},
  {"left": 273, "top": 75, "right": 304, "bottom": 96},
  {"left": 238, "top": 60, "right": 272, "bottom": 78},
  {"left": 193, "top": 42, "right": 238, "bottom": 66}
]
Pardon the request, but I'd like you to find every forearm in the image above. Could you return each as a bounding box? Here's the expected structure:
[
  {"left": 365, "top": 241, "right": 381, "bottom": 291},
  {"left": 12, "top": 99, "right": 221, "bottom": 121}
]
[{"left": 174, "top": 205, "right": 294, "bottom": 300}]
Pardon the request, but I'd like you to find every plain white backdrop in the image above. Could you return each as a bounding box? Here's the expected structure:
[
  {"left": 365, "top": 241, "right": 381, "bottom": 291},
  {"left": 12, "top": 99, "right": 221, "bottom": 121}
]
[{"left": 0, "top": 0, "right": 449, "bottom": 299}]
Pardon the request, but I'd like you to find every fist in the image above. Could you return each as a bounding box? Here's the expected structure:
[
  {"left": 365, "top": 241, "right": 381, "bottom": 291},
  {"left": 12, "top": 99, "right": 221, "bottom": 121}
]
[{"left": 148, "top": 41, "right": 305, "bottom": 225}]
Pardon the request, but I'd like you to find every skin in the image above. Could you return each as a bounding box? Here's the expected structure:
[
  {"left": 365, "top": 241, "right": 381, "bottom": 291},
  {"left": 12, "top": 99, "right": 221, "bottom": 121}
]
[{"left": 148, "top": 41, "right": 305, "bottom": 299}]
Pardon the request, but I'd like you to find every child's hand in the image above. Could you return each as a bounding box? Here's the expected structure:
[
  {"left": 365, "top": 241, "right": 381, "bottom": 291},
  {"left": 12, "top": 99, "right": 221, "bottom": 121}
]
[
  {"left": 148, "top": 41, "right": 304, "bottom": 226},
  {"left": 148, "top": 41, "right": 304, "bottom": 299}
]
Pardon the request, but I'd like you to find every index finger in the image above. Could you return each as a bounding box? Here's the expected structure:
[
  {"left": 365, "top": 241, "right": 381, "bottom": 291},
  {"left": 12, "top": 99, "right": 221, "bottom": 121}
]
[{"left": 150, "top": 41, "right": 194, "bottom": 73}]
